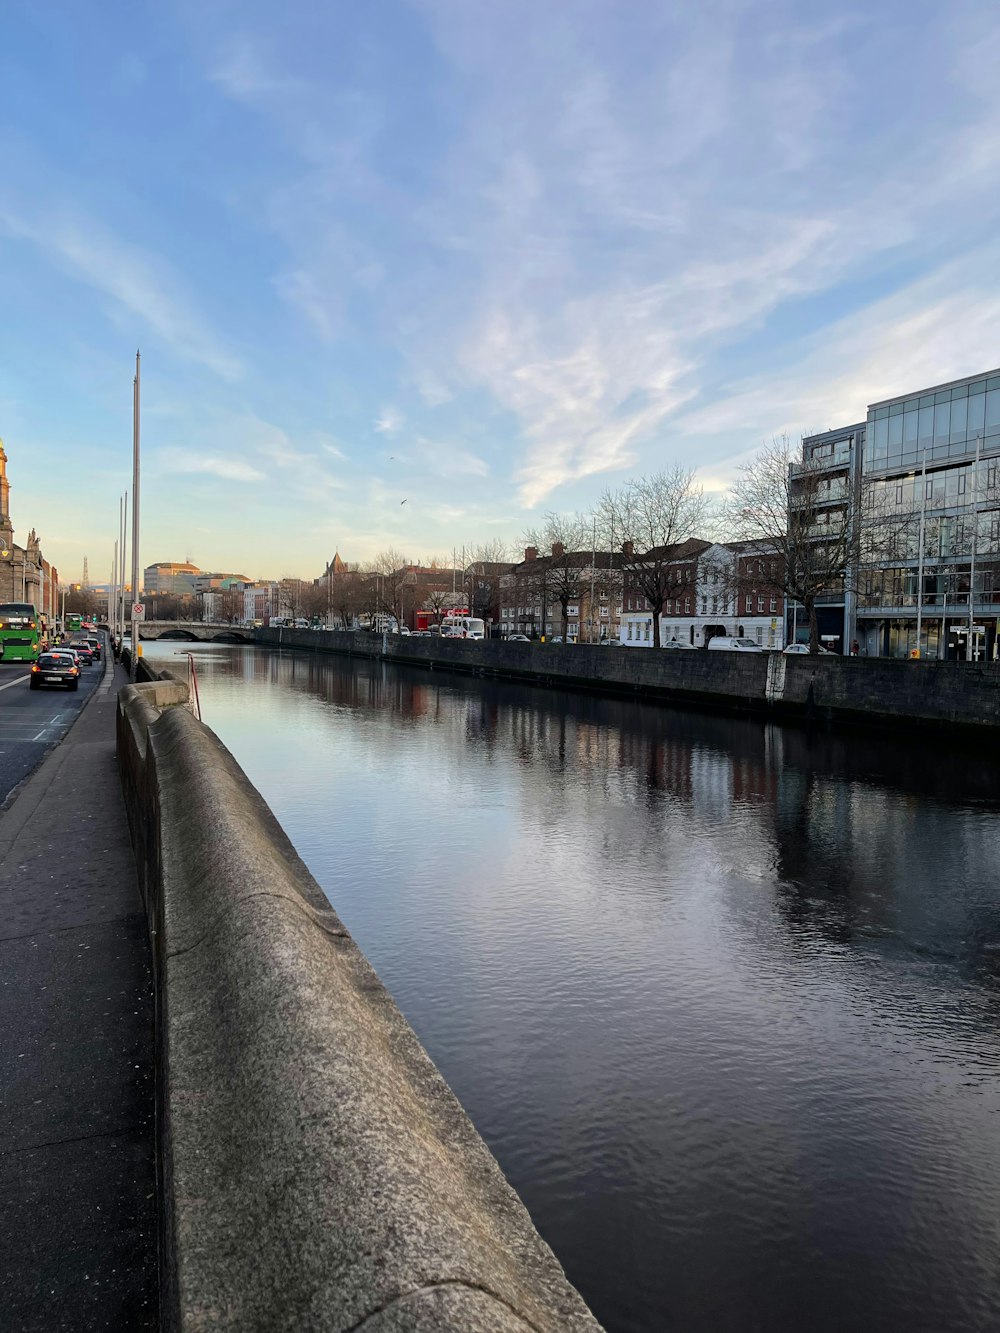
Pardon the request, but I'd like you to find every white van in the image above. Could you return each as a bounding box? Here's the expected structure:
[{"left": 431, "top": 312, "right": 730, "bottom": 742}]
[{"left": 707, "top": 636, "right": 764, "bottom": 653}]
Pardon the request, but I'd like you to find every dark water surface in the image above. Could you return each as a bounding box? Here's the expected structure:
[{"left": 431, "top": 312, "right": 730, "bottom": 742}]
[{"left": 147, "top": 642, "right": 1000, "bottom": 1333}]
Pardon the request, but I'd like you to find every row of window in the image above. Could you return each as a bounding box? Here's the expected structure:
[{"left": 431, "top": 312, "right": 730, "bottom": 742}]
[
  {"left": 625, "top": 594, "right": 780, "bottom": 615},
  {"left": 500, "top": 606, "right": 617, "bottom": 618},
  {"left": 867, "top": 384, "right": 1000, "bottom": 464}
]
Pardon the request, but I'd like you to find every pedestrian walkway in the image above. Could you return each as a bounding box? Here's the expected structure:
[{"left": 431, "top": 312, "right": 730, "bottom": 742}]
[{"left": 0, "top": 657, "right": 157, "bottom": 1330}]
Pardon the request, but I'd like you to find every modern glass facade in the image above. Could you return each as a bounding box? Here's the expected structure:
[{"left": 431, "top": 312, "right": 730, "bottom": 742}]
[{"left": 855, "top": 369, "right": 1000, "bottom": 659}]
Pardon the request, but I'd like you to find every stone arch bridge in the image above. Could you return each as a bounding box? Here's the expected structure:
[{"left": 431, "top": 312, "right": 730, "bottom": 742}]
[{"left": 137, "top": 621, "right": 254, "bottom": 643}]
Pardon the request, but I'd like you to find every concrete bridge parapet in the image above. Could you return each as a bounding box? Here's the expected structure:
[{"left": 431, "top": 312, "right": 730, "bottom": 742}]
[
  {"left": 116, "top": 677, "right": 603, "bottom": 1333},
  {"left": 138, "top": 620, "right": 252, "bottom": 643}
]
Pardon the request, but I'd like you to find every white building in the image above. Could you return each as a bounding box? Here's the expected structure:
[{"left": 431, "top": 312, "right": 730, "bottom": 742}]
[{"left": 620, "top": 541, "right": 785, "bottom": 649}]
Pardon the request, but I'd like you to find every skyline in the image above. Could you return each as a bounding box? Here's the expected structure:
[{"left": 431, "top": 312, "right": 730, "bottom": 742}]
[{"left": 2, "top": 0, "right": 999, "bottom": 581}]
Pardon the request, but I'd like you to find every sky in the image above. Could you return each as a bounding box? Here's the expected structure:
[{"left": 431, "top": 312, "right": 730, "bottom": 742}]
[{"left": 2, "top": 0, "right": 999, "bottom": 584}]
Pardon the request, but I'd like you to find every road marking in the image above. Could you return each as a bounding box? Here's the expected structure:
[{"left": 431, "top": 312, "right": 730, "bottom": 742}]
[{"left": 0, "top": 674, "right": 29, "bottom": 693}]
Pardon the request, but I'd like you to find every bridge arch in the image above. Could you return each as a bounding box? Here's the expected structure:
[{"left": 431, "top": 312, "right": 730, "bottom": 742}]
[{"left": 137, "top": 621, "right": 253, "bottom": 643}]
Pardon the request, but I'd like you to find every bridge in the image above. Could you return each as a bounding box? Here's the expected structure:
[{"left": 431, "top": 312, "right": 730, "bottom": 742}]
[{"left": 137, "top": 620, "right": 253, "bottom": 642}]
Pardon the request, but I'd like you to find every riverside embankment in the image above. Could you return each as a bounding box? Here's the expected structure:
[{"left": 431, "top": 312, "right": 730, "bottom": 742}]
[
  {"left": 255, "top": 627, "right": 1000, "bottom": 732},
  {"left": 134, "top": 640, "right": 1000, "bottom": 1333},
  {"left": 116, "top": 672, "right": 603, "bottom": 1333}
]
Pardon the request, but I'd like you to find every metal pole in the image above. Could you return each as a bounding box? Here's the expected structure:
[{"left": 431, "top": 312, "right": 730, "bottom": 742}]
[
  {"left": 915, "top": 447, "right": 927, "bottom": 657},
  {"left": 130, "top": 353, "right": 141, "bottom": 681},
  {"left": 120, "top": 489, "right": 128, "bottom": 642},
  {"left": 968, "top": 432, "right": 982, "bottom": 660},
  {"left": 117, "top": 494, "right": 123, "bottom": 639},
  {"left": 590, "top": 516, "right": 597, "bottom": 643},
  {"left": 112, "top": 539, "right": 118, "bottom": 639}
]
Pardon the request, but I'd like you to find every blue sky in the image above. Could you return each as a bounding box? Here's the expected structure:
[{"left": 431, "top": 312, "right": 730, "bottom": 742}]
[{"left": 2, "top": 0, "right": 999, "bottom": 584}]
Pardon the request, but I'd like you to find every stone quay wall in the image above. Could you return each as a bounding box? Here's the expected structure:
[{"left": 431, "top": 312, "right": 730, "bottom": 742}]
[
  {"left": 256, "top": 627, "right": 1000, "bottom": 732},
  {"left": 116, "top": 674, "right": 603, "bottom": 1333}
]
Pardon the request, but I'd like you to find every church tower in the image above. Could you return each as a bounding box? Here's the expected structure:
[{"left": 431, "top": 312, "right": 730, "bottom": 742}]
[{"left": 0, "top": 440, "right": 14, "bottom": 554}]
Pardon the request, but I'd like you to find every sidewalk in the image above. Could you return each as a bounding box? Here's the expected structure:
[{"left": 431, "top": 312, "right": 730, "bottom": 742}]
[{"left": 0, "top": 659, "right": 157, "bottom": 1330}]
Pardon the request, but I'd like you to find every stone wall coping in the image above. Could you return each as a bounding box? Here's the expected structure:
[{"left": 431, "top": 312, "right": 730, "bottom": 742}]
[{"left": 116, "top": 685, "right": 603, "bottom": 1333}]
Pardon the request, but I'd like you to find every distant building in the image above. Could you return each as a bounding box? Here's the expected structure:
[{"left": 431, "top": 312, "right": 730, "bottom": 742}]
[
  {"left": 619, "top": 539, "right": 784, "bottom": 648},
  {"left": 144, "top": 561, "right": 201, "bottom": 595},
  {"left": 0, "top": 441, "right": 59, "bottom": 620},
  {"left": 499, "top": 546, "right": 623, "bottom": 641}
]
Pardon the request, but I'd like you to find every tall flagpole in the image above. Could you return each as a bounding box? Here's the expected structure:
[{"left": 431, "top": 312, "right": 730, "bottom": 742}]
[
  {"left": 130, "top": 352, "right": 141, "bottom": 681},
  {"left": 120, "top": 490, "right": 127, "bottom": 642}
]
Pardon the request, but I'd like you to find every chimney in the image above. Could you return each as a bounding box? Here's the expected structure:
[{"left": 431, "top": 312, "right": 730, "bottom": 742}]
[
  {"left": 551, "top": 542, "right": 565, "bottom": 559},
  {"left": 622, "top": 540, "right": 634, "bottom": 558},
  {"left": 524, "top": 546, "right": 537, "bottom": 561}
]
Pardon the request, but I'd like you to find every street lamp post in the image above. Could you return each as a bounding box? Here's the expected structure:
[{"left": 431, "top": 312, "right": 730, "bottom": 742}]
[
  {"left": 129, "top": 353, "right": 141, "bottom": 682},
  {"left": 915, "top": 447, "right": 928, "bottom": 658},
  {"left": 968, "top": 432, "right": 982, "bottom": 660}
]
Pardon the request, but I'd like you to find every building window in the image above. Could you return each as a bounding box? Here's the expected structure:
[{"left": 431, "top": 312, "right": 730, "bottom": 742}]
[
  {"left": 926, "top": 479, "right": 933, "bottom": 500},
  {"left": 711, "top": 597, "right": 718, "bottom": 614},
  {"left": 895, "top": 484, "right": 903, "bottom": 504},
  {"left": 684, "top": 598, "right": 691, "bottom": 613},
  {"left": 770, "top": 596, "right": 778, "bottom": 612},
  {"left": 758, "top": 595, "right": 766, "bottom": 612},
  {"left": 958, "top": 475, "right": 967, "bottom": 495},
  {"left": 745, "top": 595, "right": 752, "bottom": 613}
]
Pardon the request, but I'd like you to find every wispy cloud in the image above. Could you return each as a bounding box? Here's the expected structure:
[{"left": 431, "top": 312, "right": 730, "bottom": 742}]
[
  {"left": 162, "top": 450, "right": 264, "bottom": 482},
  {"left": 374, "top": 406, "right": 404, "bottom": 435},
  {"left": 0, "top": 202, "right": 242, "bottom": 381},
  {"left": 415, "top": 438, "right": 489, "bottom": 479}
]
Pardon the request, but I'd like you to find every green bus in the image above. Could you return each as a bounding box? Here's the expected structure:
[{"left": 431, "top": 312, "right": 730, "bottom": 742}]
[
  {"left": 0, "top": 602, "right": 42, "bottom": 663},
  {"left": 66, "top": 613, "right": 83, "bottom": 634}
]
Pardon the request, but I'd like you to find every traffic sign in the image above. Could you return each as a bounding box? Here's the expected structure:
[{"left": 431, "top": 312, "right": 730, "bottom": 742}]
[{"left": 132, "top": 603, "right": 146, "bottom": 620}]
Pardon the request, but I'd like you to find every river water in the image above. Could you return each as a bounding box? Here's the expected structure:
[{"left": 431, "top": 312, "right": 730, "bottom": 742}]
[{"left": 145, "top": 642, "right": 1000, "bottom": 1333}]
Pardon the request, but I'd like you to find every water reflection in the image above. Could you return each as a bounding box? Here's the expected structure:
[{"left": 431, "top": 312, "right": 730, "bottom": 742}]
[{"left": 147, "top": 643, "right": 1000, "bottom": 1333}]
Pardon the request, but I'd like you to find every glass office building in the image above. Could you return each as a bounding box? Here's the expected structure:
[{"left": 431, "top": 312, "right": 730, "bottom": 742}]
[{"left": 856, "top": 369, "right": 1000, "bottom": 659}]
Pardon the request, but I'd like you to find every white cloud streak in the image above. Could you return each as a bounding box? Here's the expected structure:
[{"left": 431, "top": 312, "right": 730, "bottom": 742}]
[
  {"left": 162, "top": 450, "right": 264, "bottom": 481},
  {"left": 0, "top": 188, "right": 242, "bottom": 381}
]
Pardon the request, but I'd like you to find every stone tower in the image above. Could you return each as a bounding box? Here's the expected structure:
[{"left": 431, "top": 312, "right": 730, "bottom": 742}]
[{"left": 0, "top": 440, "right": 13, "bottom": 555}]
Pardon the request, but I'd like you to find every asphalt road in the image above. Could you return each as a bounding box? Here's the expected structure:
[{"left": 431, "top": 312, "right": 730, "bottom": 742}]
[{"left": 0, "top": 655, "right": 104, "bottom": 806}]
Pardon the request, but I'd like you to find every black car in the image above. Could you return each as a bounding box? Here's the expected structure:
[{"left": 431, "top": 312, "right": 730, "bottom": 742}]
[
  {"left": 69, "top": 641, "right": 94, "bottom": 665},
  {"left": 30, "top": 652, "right": 81, "bottom": 691}
]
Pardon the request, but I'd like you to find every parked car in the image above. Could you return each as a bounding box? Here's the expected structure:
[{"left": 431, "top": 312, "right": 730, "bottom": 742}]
[
  {"left": 707, "top": 637, "right": 764, "bottom": 653},
  {"left": 506, "top": 634, "right": 530, "bottom": 642},
  {"left": 783, "top": 642, "right": 836, "bottom": 655},
  {"left": 662, "top": 638, "right": 696, "bottom": 650},
  {"left": 549, "top": 636, "right": 564, "bottom": 643},
  {"left": 600, "top": 639, "right": 622, "bottom": 647},
  {"left": 30, "top": 651, "right": 81, "bottom": 691}
]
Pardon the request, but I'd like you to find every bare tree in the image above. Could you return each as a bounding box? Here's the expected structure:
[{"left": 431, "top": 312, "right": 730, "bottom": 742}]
[
  {"left": 598, "top": 467, "right": 710, "bottom": 648},
  {"left": 216, "top": 587, "right": 243, "bottom": 624},
  {"left": 725, "top": 437, "right": 877, "bottom": 654},
  {"left": 370, "top": 549, "right": 409, "bottom": 628},
  {"left": 465, "top": 539, "right": 513, "bottom": 628},
  {"left": 521, "top": 514, "right": 594, "bottom": 640},
  {"left": 423, "top": 586, "right": 456, "bottom": 626},
  {"left": 299, "top": 583, "right": 329, "bottom": 622},
  {"left": 328, "top": 569, "right": 366, "bottom": 629}
]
